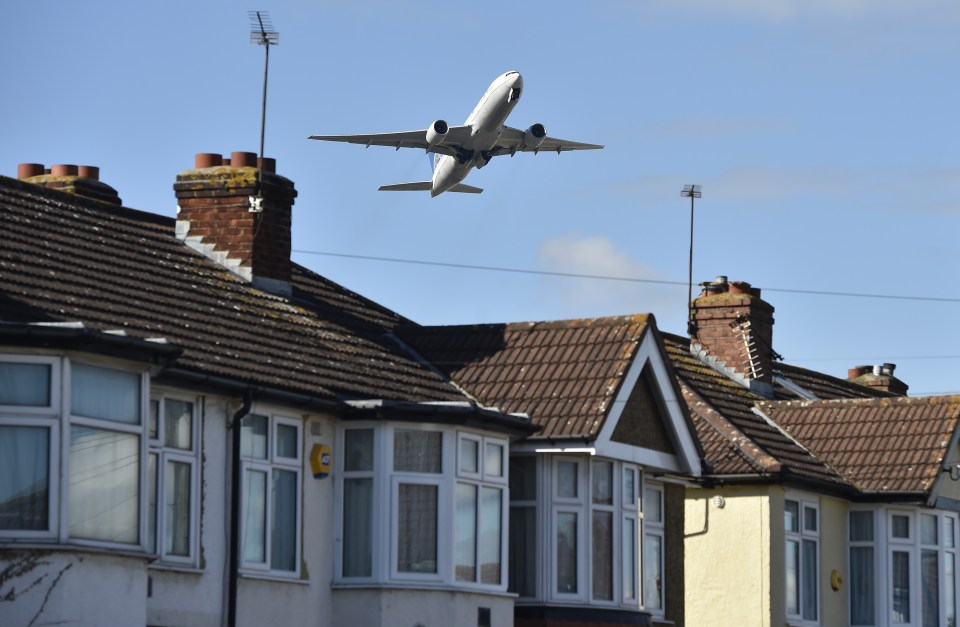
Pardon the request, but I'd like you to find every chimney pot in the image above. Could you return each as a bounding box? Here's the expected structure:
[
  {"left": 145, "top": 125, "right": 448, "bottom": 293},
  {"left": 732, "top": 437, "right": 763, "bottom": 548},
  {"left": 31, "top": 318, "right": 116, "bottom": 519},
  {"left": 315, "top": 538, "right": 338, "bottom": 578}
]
[
  {"left": 18, "top": 163, "right": 45, "bottom": 179},
  {"left": 872, "top": 365, "right": 883, "bottom": 376},
  {"left": 77, "top": 165, "right": 99, "bottom": 181},
  {"left": 848, "top": 365, "right": 871, "bottom": 378},
  {"left": 195, "top": 153, "right": 223, "bottom": 169},
  {"left": 230, "top": 152, "right": 258, "bottom": 168},
  {"left": 716, "top": 275, "right": 728, "bottom": 284},
  {"left": 51, "top": 164, "right": 79, "bottom": 177},
  {"left": 258, "top": 157, "right": 276, "bottom": 173}
]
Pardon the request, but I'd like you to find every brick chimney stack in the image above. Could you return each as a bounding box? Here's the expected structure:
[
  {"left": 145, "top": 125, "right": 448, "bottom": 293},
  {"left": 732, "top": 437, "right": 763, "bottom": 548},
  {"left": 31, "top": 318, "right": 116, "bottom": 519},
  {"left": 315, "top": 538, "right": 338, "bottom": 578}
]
[
  {"left": 689, "top": 276, "right": 776, "bottom": 395},
  {"left": 174, "top": 152, "right": 297, "bottom": 296},
  {"left": 18, "top": 162, "right": 122, "bottom": 205},
  {"left": 847, "top": 364, "right": 909, "bottom": 396}
]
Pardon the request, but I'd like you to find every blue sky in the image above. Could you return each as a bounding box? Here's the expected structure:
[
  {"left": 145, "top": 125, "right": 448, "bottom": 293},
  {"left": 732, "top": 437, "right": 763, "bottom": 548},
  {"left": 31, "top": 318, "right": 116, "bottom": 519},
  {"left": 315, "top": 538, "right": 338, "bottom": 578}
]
[{"left": 4, "top": 1, "right": 959, "bottom": 395}]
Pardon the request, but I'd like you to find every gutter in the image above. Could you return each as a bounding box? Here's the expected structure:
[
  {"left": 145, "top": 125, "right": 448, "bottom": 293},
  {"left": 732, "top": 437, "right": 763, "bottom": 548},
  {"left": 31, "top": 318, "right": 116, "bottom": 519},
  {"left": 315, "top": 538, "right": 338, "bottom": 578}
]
[{"left": 226, "top": 389, "right": 252, "bottom": 627}]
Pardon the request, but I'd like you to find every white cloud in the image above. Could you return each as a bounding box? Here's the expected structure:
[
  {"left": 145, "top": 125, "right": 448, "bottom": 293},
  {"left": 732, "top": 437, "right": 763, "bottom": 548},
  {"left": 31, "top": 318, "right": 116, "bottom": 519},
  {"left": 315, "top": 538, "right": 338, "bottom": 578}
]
[{"left": 537, "top": 233, "right": 687, "bottom": 324}]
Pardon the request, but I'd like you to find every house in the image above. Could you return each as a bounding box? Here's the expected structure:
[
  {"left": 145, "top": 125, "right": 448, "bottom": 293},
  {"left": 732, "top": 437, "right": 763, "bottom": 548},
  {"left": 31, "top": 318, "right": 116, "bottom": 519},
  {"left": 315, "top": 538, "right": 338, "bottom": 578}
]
[
  {"left": 0, "top": 155, "right": 536, "bottom": 627},
  {"left": 400, "top": 315, "right": 704, "bottom": 627},
  {"left": 663, "top": 276, "right": 960, "bottom": 627}
]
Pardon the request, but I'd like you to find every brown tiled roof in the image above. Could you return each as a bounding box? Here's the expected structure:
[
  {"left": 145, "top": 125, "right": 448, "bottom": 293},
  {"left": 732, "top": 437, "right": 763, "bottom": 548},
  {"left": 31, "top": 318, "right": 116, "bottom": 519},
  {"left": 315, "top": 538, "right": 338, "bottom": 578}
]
[
  {"left": 0, "top": 175, "right": 466, "bottom": 404},
  {"left": 662, "top": 332, "right": 847, "bottom": 486},
  {"left": 400, "top": 315, "right": 653, "bottom": 439},
  {"left": 774, "top": 362, "right": 896, "bottom": 400},
  {"left": 759, "top": 396, "right": 960, "bottom": 494}
]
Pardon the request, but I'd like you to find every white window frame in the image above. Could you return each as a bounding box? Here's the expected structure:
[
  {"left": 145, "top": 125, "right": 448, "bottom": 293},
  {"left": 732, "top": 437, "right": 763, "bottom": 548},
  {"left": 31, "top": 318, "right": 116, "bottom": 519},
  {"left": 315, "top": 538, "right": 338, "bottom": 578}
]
[
  {"left": 0, "top": 355, "right": 61, "bottom": 541},
  {"left": 338, "top": 425, "right": 380, "bottom": 582},
  {"left": 849, "top": 508, "right": 878, "bottom": 627},
  {"left": 621, "top": 465, "right": 640, "bottom": 608},
  {"left": 63, "top": 359, "right": 149, "bottom": 551},
  {"left": 785, "top": 496, "right": 820, "bottom": 626},
  {"left": 589, "top": 459, "right": 617, "bottom": 606},
  {"left": 454, "top": 433, "right": 508, "bottom": 589},
  {"left": 147, "top": 393, "right": 200, "bottom": 566},
  {"left": 551, "top": 456, "right": 586, "bottom": 603},
  {"left": 239, "top": 411, "right": 302, "bottom": 578},
  {"left": 642, "top": 482, "right": 665, "bottom": 615},
  {"left": 508, "top": 454, "right": 539, "bottom": 599}
]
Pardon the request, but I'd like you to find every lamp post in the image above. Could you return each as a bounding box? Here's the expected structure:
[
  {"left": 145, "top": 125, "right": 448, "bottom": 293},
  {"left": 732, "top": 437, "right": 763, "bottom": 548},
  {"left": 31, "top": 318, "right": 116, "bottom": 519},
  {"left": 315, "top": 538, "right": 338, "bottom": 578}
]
[{"left": 681, "top": 184, "right": 702, "bottom": 335}]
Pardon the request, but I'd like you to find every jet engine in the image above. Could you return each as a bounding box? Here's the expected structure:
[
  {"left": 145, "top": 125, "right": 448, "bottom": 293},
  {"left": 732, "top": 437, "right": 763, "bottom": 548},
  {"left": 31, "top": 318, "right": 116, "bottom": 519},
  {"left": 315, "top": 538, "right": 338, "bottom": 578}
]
[
  {"left": 426, "top": 120, "right": 449, "bottom": 148},
  {"left": 522, "top": 123, "right": 547, "bottom": 150}
]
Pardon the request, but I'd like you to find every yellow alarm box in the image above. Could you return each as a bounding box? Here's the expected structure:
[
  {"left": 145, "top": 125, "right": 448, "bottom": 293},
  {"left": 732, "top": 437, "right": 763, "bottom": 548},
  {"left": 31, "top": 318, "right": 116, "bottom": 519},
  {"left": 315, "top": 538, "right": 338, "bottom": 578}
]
[{"left": 310, "top": 444, "right": 332, "bottom": 478}]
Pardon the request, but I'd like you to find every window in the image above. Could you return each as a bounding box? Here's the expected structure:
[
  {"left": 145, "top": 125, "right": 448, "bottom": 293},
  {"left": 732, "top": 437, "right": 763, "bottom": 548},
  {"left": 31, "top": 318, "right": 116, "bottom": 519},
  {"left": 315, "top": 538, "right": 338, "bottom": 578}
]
[
  {"left": 850, "top": 510, "right": 876, "bottom": 626},
  {"left": 240, "top": 412, "right": 301, "bottom": 575},
  {"left": 148, "top": 396, "right": 199, "bottom": 564},
  {"left": 336, "top": 424, "right": 507, "bottom": 590},
  {"left": 785, "top": 497, "right": 818, "bottom": 624},
  {"left": 552, "top": 457, "right": 584, "bottom": 600},
  {"left": 508, "top": 456, "right": 537, "bottom": 597},
  {"left": 643, "top": 484, "right": 664, "bottom": 612},
  {"left": 622, "top": 467, "right": 639, "bottom": 604}
]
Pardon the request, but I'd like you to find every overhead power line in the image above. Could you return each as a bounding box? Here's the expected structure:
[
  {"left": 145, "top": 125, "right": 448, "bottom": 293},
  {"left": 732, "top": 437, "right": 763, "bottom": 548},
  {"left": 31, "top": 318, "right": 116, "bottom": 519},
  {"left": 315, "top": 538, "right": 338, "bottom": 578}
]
[{"left": 292, "top": 249, "right": 960, "bottom": 305}]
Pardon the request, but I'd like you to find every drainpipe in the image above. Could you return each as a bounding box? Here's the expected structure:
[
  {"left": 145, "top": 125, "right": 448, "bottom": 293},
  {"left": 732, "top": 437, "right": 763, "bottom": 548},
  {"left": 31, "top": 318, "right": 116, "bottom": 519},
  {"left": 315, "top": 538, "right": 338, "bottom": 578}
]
[{"left": 227, "top": 390, "right": 253, "bottom": 627}]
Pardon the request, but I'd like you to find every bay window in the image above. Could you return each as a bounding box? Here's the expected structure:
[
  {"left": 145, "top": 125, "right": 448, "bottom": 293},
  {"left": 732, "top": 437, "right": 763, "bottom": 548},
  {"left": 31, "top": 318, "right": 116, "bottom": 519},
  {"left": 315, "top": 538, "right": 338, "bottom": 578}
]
[
  {"left": 508, "top": 455, "right": 537, "bottom": 597},
  {"left": 643, "top": 484, "right": 664, "bottom": 612},
  {"left": 850, "top": 510, "right": 876, "bottom": 625},
  {"left": 240, "top": 412, "right": 302, "bottom": 575},
  {"left": 336, "top": 424, "right": 508, "bottom": 589}
]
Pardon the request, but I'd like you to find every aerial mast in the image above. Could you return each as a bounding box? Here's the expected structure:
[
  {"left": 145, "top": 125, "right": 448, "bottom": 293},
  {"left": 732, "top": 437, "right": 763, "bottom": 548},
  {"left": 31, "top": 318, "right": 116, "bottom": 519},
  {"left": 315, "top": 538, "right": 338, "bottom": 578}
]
[
  {"left": 248, "top": 10, "right": 279, "bottom": 211},
  {"left": 681, "top": 184, "right": 702, "bottom": 335}
]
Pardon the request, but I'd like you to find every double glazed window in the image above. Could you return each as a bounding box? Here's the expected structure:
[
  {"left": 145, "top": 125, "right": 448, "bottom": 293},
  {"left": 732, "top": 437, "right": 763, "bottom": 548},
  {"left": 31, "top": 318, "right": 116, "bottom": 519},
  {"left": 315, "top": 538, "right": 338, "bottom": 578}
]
[
  {"left": 337, "top": 424, "right": 507, "bottom": 589},
  {"left": 643, "top": 484, "right": 664, "bottom": 612},
  {"left": 0, "top": 356, "right": 156, "bottom": 549},
  {"left": 148, "top": 396, "right": 199, "bottom": 563},
  {"left": 240, "top": 413, "right": 302, "bottom": 575},
  {"left": 852, "top": 508, "right": 958, "bottom": 626},
  {"left": 785, "top": 497, "right": 819, "bottom": 624}
]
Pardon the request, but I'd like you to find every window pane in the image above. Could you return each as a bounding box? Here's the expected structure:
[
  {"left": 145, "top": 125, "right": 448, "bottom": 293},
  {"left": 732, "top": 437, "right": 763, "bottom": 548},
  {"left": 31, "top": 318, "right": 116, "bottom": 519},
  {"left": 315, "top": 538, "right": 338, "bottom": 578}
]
[
  {"left": 557, "top": 461, "right": 578, "bottom": 499},
  {"left": 343, "top": 478, "right": 373, "bottom": 577},
  {"left": 592, "top": 510, "right": 613, "bottom": 600},
  {"left": 149, "top": 399, "right": 159, "bottom": 440},
  {"left": 850, "top": 546, "right": 875, "bottom": 625},
  {"left": 921, "top": 514, "right": 938, "bottom": 546},
  {"left": 456, "top": 483, "right": 477, "bottom": 582},
  {"left": 394, "top": 431, "right": 441, "bottom": 474},
  {"left": 276, "top": 423, "right": 298, "bottom": 460},
  {"left": 71, "top": 363, "right": 140, "bottom": 424},
  {"left": 786, "top": 539, "right": 800, "bottom": 615},
  {"left": 163, "top": 399, "right": 193, "bottom": 450},
  {"left": 398, "top": 483, "right": 438, "bottom": 573},
  {"left": 622, "top": 517, "right": 637, "bottom": 601},
  {"left": 0, "top": 425, "right": 49, "bottom": 530},
  {"left": 460, "top": 438, "right": 479, "bottom": 474},
  {"left": 166, "top": 460, "right": 191, "bottom": 556},
  {"left": 643, "top": 533, "right": 663, "bottom": 610},
  {"left": 271, "top": 469, "right": 297, "bottom": 571},
  {"left": 69, "top": 426, "right": 139, "bottom": 543},
  {"left": 922, "top": 549, "right": 939, "bottom": 627},
  {"left": 509, "top": 456, "right": 536, "bottom": 501},
  {"left": 947, "top": 517, "right": 957, "bottom": 549},
  {"left": 850, "top": 511, "right": 874, "bottom": 542},
  {"left": 892, "top": 514, "right": 910, "bottom": 539},
  {"left": 892, "top": 550, "right": 911, "bottom": 622},
  {"left": 344, "top": 429, "right": 373, "bottom": 472},
  {"left": 645, "top": 488, "right": 662, "bottom": 524},
  {"left": 241, "top": 415, "right": 268, "bottom": 459},
  {"left": 592, "top": 461, "right": 613, "bottom": 506},
  {"left": 148, "top": 452, "right": 157, "bottom": 552},
  {"left": 485, "top": 443, "right": 503, "bottom": 478},
  {"left": 557, "top": 512, "right": 578, "bottom": 593},
  {"left": 242, "top": 469, "right": 267, "bottom": 563},
  {"left": 0, "top": 362, "right": 51, "bottom": 406},
  {"left": 623, "top": 468, "right": 636, "bottom": 508},
  {"left": 785, "top": 500, "right": 799, "bottom": 533},
  {"left": 804, "top": 506, "right": 818, "bottom": 533},
  {"left": 479, "top": 487, "right": 502, "bottom": 585},
  {"left": 802, "top": 538, "right": 818, "bottom": 621},
  {"left": 508, "top": 506, "right": 536, "bottom": 597}
]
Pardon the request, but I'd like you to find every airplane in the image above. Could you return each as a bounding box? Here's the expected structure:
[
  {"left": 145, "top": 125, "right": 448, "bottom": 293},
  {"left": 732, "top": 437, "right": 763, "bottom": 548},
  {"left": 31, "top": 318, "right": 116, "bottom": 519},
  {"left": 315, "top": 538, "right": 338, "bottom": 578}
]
[{"left": 308, "top": 71, "right": 603, "bottom": 197}]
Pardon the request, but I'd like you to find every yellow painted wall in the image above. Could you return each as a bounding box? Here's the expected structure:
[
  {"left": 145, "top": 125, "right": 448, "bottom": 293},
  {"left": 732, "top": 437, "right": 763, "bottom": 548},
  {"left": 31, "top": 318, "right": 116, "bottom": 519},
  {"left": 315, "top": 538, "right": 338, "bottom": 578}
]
[
  {"left": 818, "top": 493, "right": 849, "bottom": 627},
  {"left": 684, "top": 486, "right": 774, "bottom": 627}
]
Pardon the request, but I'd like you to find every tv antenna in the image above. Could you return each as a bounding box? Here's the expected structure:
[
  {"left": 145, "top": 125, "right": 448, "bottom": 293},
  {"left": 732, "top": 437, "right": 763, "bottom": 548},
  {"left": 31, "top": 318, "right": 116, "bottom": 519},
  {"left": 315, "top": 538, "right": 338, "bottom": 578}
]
[
  {"left": 248, "top": 10, "right": 279, "bottom": 212},
  {"left": 681, "top": 184, "right": 702, "bottom": 335}
]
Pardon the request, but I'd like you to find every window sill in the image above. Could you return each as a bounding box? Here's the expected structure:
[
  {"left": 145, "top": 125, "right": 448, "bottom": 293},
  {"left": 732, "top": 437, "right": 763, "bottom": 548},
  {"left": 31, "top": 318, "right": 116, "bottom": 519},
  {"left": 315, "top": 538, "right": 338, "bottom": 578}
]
[
  {"left": 239, "top": 571, "right": 309, "bottom": 585},
  {"left": 149, "top": 562, "right": 204, "bottom": 575},
  {"left": 332, "top": 581, "right": 515, "bottom": 598},
  {"left": 0, "top": 540, "right": 154, "bottom": 562}
]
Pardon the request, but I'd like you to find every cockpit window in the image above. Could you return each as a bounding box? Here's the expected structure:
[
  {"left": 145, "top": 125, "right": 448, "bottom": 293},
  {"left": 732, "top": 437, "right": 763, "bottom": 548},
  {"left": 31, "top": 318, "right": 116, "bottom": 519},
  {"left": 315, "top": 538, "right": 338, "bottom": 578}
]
[{"left": 508, "top": 87, "right": 521, "bottom": 103}]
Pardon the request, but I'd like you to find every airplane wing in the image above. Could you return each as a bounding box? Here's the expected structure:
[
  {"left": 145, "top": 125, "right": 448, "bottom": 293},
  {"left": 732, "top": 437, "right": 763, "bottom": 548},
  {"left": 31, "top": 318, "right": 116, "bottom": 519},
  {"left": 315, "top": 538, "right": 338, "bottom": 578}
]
[
  {"left": 308, "top": 126, "right": 473, "bottom": 158},
  {"left": 494, "top": 126, "right": 604, "bottom": 155}
]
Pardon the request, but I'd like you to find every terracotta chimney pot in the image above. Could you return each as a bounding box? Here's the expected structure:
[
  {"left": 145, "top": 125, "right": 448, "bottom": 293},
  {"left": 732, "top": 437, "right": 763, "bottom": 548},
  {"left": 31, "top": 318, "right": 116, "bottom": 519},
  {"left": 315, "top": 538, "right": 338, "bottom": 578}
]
[
  {"left": 51, "top": 164, "right": 79, "bottom": 177},
  {"left": 195, "top": 153, "right": 223, "bottom": 169},
  {"left": 231, "top": 152, "right": 258, "bottom": 168},
  {"left": 18, "top": 163, "right": 45, "bottom": 179},
  {"left": 78, "top": 165, "right": 99, "bottom": 181}
]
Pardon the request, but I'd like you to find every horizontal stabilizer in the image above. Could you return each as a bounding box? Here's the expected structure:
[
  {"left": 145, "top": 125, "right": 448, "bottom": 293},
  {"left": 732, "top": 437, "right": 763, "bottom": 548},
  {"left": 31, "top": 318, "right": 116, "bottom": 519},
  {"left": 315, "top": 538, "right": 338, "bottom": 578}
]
[{"left": 378, "top": 182, "right": 484, "bottom": 194}]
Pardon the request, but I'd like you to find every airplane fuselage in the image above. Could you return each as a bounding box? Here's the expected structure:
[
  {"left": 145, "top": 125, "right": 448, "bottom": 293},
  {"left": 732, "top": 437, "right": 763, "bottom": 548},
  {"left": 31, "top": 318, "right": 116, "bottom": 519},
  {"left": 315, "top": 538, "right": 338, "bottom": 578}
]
[{"left": 431, "top": 71, "right": 523, "bottom": 196}]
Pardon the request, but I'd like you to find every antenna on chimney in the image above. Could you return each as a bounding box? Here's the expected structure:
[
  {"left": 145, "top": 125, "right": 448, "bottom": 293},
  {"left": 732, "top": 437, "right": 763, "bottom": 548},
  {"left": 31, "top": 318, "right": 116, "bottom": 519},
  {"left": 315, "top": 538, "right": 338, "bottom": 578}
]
[
  {"left": 248, "top": 10, "right": 279, "bottom": 213},
  {"left": 681, "top": 184, "right": 702, "bottom": 335}
]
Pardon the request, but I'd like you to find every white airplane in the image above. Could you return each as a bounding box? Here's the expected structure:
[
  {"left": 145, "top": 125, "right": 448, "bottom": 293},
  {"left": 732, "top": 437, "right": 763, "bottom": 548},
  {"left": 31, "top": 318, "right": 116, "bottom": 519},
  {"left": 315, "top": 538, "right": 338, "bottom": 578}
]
[{"left": 308, "top": 71, "right": 603, "bottom": 197}]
